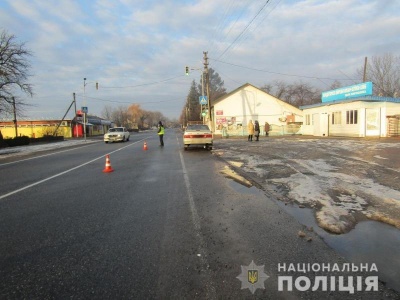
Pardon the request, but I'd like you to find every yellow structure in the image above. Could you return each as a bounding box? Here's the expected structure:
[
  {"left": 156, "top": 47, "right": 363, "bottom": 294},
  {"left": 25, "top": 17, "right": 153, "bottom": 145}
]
[
  {"left": 0, "top": 116, "right": 113, "bottom": 139},
  {"left": 0, "top": 119, "right": 73, "bottom": 139}
]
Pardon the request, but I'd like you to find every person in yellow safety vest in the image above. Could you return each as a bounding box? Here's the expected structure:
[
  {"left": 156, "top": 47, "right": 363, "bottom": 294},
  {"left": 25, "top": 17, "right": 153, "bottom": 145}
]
[{"left": 157, "top": 121, "right": 165, "bottom": 147}]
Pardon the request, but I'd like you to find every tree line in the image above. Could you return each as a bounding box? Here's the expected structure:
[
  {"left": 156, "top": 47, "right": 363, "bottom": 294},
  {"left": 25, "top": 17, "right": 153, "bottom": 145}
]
[{"left": 100, "top": 104, "right": 171, "bottom": 130}]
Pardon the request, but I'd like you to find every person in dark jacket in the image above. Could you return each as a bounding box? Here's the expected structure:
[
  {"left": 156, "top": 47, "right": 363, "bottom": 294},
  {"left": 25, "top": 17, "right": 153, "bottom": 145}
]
[
  {"left": 157, "top": 121, "right": 165, "bottom": 146},
  {"left": 254, "top": 120, "right": 260, "bottom": 141}
]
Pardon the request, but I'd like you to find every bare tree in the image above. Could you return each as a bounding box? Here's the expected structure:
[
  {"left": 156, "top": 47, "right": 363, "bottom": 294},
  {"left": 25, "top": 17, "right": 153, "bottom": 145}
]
[
  {"left": 0, "top": 30, "right": 33, "bottom": 116},
  {"left": 111, "top": 106, "right": 130, "bottom": 127},
  {"left": 150, "top": 111, "right": 165, "bottom": 127},
  {"left": 127, "top": 103, "right": 143, "bottom": 128},
  {"left": 260, "top": 83, "right": 272, "bottom": 94},
  {"left": 261, "top": 80, "right": 320, "bottom": 107},
  {"left": 101, "top": 105, "right": 114, "bottom": 120},
  {"left": 261, "top": 80, "right": 288, "bottom": 99},
  {"left": 285, "top": 82, "right": 321, "bottom": 107},
  {"left": 358, "top": 53, "right": 400, "bottom": 97},
  {"left": 329, "top": 80, "right": 342, "bottom": 90}
]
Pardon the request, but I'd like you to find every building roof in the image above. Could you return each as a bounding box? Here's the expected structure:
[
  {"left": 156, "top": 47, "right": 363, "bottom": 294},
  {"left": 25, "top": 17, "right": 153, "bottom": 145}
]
[
  {"left": 212, "top": 82, "right": 301, "bottom": 114},
  {"left": 213, "top": 83, "right": 267, "bottom": 105},
  {"left": 300, "top": 95, "right": 400, "bottom": 110}
]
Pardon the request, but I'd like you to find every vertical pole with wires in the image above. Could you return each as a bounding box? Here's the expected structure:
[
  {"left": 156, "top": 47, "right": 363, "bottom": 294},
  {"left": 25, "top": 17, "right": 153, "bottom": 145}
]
[
  {"left": 73, "top": 92, "right": 78, "bottom": 138},
  {"left": 201, "top": 71, "right": 205, "bottom": 124},
  {"left": 363, "top": 56, "right": 368, "bottom": 83},
  {"left": 83, "top": 78, "right": 87, "bottom": 141},
  {"left": 203, "top": 51, "right": 212, "bottom": 131},
  {"left": 12, "top": 97, "right": 18, "bottom": 137}
]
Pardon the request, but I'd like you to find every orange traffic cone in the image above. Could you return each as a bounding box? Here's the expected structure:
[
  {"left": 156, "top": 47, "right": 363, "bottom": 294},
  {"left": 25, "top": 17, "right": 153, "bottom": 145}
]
[
  {"left": 143, "top": 141, "right": 148, "bottom": 151},
  {"left": 103, "top": 154, "right": 114, "bottom": 173}
]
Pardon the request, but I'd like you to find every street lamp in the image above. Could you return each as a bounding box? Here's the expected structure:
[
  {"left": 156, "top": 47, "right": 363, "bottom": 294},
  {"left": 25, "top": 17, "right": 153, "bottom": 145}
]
[{"left": 82, "top": 78, "right": 99, "bottom": 141}]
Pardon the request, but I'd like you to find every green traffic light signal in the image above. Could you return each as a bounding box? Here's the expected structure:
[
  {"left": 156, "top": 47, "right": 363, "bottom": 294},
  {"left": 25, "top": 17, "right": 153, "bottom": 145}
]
[{"left": 185, "top": 66, "right": 189, "bottom": 75}]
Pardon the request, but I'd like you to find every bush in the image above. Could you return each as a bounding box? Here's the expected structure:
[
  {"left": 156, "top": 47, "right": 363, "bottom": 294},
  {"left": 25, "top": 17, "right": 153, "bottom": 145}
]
[
  {"left": 5, "top": 136, "right": 30, "bottom": 147},
  {"left": 30, "top": 135, "right": 64, "bottom": 143},
  {"left": 0, "top": 131, "right": 6, "bottom": 148}
]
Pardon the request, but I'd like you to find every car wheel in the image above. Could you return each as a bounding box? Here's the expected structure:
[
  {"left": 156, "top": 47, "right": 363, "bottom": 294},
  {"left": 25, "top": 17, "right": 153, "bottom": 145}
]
[
  {"left": 105, "top": 141, "right": 108, "bottom": 144},
  {"left": 184, "top": 145, "right": 188, "bottom": 151},
  {"left": 122, "top": 137, "right": 126, "bottom": 142},
  {"left": 127, "top": 136, "right": 130, "bottom": 141}
]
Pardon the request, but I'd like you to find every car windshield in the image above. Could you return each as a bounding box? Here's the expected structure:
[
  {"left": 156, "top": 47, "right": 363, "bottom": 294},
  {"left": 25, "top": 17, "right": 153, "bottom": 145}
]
[
  {"left": 109, "top": 128, "right": 123, "bottom": 132},
  {"left": 186, "top": 125, "right": 210, "bottom": 131}
]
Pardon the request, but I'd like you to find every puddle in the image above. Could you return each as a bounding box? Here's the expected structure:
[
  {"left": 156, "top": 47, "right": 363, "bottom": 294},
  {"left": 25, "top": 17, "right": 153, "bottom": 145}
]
[
  {"left": 227, "top": 178, "right": 261, "bottom": 195},
  {"left": 277, "top": 202, "right": 400, "bottom": 292},
  {"left": 220, "top": 166, "right": 252, "bottom": 188},
  {"left": 225, "top": 174, "right": 400, "bottom": 292}
]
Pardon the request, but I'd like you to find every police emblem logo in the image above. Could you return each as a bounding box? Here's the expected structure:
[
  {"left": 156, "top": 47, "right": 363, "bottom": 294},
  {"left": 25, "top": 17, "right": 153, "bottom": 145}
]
[
  {"left": 248, "top": 270, "right": 258, "bottom": 284},
  {"left": 237, "top": 260, "right": 269, "bottom": 294}
]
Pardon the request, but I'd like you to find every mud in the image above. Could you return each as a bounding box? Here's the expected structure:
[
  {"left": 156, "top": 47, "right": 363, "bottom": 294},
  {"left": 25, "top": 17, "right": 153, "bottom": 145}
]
[{"left": 213, "top": 136, "right": 400, "bottom": 234}]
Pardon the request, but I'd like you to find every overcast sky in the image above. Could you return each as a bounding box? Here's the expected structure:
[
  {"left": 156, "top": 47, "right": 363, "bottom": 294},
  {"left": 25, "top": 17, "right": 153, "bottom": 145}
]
[{"left": 1, "top": 0, "right": 399, "bottom": 120}]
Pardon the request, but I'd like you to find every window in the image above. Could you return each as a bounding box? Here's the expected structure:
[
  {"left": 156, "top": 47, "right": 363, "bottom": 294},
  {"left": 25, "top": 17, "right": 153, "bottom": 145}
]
[
  {"left": 332, "top": 112, "right": 341, "bottom": 124},
  {"left": 346, "top": 110, "right": 358, "bottom": 124}
]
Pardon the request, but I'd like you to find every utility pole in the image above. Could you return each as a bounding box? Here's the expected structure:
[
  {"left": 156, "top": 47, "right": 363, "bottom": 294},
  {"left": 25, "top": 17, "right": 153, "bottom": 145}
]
[
  {"left": 83, "top": 78, "right": 87, "bottom": 141},
  {"left": 73, "top": 92, "right": 77, "bottom": 116},
  {"left": 73, "top": 93, "right": 78, "bottom": 138},
  {"left": 363, "top": 56, "right": 368, "bottom": 82},
  {"left": 203, "top": 51, "right": 212, "bottom": 131},
  {"left": 12, "top": 97, "right": 18, "bottom": 137}
]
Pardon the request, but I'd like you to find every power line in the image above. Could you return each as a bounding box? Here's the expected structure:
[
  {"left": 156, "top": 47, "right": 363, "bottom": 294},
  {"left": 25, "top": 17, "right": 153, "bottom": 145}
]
[
  {"left": 99, "top": 74, "right": 185, "bottom": 89},
  {"left": 225, "top": 0, "right": 282, "bottom": 58},
  {"left": 211, "top": 57, "right": 358, "bottom": 81},
  {"left": 208, "top": 0, "right": 236, "bottom": 54},
  {"left": 210, "top": 0, "right": 251, "bottom": 58},
  {"left": 217, "top": 0, "right": 271, "bottom": 60},
  {"left": 77, "top": 94, "right": 183, "bottom": 105}
]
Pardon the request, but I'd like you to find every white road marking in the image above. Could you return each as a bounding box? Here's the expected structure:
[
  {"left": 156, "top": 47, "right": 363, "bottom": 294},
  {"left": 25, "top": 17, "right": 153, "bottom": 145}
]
[
  {"left": 179, "top": 151, "right": 217, "bottom": 299},
  {"left": 0, "top": 139, "right": 149, "bottom": 200},
  {"left": 0, "top": 143, "right": 95, "bottom": 167}
]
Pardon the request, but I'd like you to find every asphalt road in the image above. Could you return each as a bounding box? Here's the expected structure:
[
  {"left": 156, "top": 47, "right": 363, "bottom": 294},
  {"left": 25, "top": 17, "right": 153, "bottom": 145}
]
[{"left": 0, "top": 131, "right": 399, "bottom": 299}]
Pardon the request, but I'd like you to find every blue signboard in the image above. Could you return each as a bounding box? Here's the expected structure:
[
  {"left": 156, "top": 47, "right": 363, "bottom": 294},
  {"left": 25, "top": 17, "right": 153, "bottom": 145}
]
[
  {"left": 321, "top": 82, "right": 373, "bottom": 102},
  {"left": 199, "top": 96, "right": 208, "bottom": 105}
]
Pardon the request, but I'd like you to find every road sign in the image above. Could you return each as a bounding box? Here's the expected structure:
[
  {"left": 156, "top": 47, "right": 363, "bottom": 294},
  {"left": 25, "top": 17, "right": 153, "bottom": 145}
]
[
  {"left": 199, "top": 96, "right": 208, "bottom": 105},
  {"left": 81, "top": 106, "right": 88, "bottom": 114}
]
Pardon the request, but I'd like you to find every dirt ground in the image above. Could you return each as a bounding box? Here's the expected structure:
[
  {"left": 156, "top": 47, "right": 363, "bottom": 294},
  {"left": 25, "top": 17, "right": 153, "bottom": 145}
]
[{"left": 213, "top": 135, "right": 400, "bottom": 234}]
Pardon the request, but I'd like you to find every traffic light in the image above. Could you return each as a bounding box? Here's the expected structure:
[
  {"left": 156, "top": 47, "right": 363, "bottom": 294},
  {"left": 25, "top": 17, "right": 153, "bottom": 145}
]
[
  {"left": 96, "top": 82, "right": 99, "bottom": 90},
  {"left": 185, "top": 66, "right": 189, "bottom": 75}
]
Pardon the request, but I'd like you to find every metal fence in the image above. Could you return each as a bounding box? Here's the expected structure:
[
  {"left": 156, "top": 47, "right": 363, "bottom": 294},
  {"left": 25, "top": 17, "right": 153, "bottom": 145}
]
[{"left": 221, "top": 123, "right": 302, "bottom": 137}]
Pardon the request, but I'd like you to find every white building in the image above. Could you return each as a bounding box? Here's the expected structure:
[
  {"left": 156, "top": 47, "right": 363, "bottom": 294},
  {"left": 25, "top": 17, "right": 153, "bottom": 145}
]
[
  {"left": 300, "top": 96, "right": 400, "bottom": 137},
  {"left": 211, "top": 83, "right": 303, "bottom": 136}
]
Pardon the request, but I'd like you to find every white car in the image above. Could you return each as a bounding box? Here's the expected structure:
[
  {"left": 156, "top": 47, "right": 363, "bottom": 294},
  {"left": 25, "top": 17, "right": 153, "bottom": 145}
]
[
  {"left": 183, "top": 124, "right": 213, "bottom": 150},
  {"left": 104, "top": 127, "right": 130, "bottom": 143}
]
